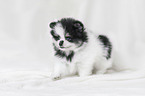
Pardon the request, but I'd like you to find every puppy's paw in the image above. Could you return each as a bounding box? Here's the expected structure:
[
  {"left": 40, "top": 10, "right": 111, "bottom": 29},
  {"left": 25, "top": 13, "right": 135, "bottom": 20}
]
[
  {"left": 96, "top": 69, "right": 106, "bottom": 74},
  {"left": 53, "top": 76, "right": 61, "bottom": 80},
  {"left": 78, "top": 71, "right": 91, "bottom": 77},
  {"left": 51, "top": 74, "right": 61, "bottom": 80}
]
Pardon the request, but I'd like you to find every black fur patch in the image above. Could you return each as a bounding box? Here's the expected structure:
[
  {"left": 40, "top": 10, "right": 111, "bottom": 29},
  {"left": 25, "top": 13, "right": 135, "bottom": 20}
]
[
  {"left": 50, "top": 22, "right": 56, "bottom": 29},
  {"left": 60, "top": 18, "right": 88, "bottom": 43},
  {"left": 53, "top": 43, "right": 74, "bottom": 62},
  {"left": 98, "top": 35, "right": 112, "bottom": 59}
]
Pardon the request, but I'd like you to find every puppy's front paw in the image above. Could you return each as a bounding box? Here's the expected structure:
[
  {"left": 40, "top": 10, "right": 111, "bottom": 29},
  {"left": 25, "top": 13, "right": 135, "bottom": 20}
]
[
  {"left": 78, "top": 71, "right": 91, "bottom": 77},
  {"left": 96, "top": 70, "right": 106, "bottom": 74},
  {"left": 51, "top": 74, "right": 61, "bottom": 80},
  {"left": 53, "top": 76, "right": 61, "bottom": 80}
]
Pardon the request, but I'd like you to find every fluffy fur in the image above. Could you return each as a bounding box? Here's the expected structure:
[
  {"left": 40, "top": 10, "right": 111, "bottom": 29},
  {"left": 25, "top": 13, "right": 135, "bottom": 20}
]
[{"left": 49, "top": 18, "right": 113, "bottom": 80}]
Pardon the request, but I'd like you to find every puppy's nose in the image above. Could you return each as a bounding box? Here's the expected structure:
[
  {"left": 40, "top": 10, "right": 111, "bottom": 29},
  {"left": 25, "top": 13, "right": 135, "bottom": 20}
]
[{"left": 59, "top": 40, "right": 64, "bottom": 46}]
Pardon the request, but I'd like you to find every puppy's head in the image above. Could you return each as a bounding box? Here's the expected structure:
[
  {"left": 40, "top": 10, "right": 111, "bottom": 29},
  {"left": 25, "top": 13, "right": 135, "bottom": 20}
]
[{"left": 49, "top": 18, "right": 88, "bottom": 51}]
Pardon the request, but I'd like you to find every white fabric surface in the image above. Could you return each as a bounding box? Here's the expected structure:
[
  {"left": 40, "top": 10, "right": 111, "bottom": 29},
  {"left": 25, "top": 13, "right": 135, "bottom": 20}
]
[{"left": 1, "top": 0, "right": 145, "bottom": 95}]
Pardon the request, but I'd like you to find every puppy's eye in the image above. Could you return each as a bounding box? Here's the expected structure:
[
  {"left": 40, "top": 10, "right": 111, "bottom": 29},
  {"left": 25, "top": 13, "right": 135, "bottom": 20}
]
[{"left": 66, "top": 37, "right": 72, "bottom": 42}]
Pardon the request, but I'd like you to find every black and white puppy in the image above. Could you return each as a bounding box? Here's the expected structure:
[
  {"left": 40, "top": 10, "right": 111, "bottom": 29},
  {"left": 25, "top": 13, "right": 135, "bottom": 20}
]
[{"left": 49, "top": 18, "right": 113, "bottom": 80}]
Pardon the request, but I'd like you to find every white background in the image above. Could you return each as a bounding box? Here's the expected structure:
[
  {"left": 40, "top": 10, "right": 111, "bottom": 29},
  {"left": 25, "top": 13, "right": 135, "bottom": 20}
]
[{"left": 0, "top": 0, "right": 145, "bottom": 96}]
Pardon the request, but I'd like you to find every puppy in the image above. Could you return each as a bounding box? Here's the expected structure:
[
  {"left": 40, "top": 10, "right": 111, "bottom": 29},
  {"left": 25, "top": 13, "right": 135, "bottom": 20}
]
[{"left": 49, "top": 18, "right": 113, "bottom": 80}]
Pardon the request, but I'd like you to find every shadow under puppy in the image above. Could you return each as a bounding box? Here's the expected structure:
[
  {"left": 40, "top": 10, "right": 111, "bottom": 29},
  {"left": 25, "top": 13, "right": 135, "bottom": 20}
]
[{"left": 49, "top": 18, "right": 113, "bottom": 80}]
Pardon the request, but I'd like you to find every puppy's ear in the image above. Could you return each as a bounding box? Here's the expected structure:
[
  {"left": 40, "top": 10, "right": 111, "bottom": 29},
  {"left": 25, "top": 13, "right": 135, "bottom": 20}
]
[
  {"left": 49, "top": 22, "right": 57, "bottom": 29},
  {"left": 73, "top": 21, "right": 84, "bottom": 32}
]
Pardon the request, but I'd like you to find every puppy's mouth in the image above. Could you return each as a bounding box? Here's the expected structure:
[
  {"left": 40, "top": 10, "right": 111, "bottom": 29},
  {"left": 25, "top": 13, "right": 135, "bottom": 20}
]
[{"left": 60, "top": 46, "right": 71, "bottom": 49}]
